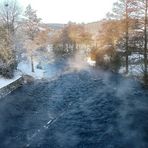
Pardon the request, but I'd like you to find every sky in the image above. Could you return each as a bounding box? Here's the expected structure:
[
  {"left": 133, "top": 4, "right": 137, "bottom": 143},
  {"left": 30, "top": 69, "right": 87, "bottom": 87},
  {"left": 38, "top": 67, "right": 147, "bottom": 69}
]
[{"left": 19, "top": 0, "right": 117, "bottom": 24}]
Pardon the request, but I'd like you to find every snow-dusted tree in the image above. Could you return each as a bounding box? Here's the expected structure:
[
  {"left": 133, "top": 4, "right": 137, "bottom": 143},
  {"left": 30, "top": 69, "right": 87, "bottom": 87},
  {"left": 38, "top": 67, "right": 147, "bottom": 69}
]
[
  {"left": 108, "top": 0, "right": 137, "bottom": 73},
  {"left": 0, "top": 26, "right": 17, "bottom": 78},
  {"left": 0, "top": 0, "right": 21, "bottom": 42},
  {"left": 24, "top": 4, "right": 41, "bottom": 72},
  {"left": 135, "top": 0, "right": 148, "bottom": 84},
  {"left": 0, "top": 0, "right": 21, "bottom": 78}
]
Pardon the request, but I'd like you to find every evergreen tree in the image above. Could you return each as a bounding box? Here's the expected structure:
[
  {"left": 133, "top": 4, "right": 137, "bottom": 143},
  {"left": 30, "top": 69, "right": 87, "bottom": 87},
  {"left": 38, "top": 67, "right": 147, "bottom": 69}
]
[{"left": 109, "top": 0, "right": 137, "bottom": 73}]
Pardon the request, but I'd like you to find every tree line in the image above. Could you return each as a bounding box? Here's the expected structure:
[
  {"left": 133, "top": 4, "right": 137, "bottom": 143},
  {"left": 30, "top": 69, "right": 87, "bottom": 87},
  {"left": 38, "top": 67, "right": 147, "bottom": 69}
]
[
  {"left": 49, "top": 0, "right": 148, "bottom": 85},
  {"left": 0, "top": 0, "right": 148, "bottom": 85},
  {"left": 92, "top": 0, "right": 148, "bottom": 84},
  {"left": 51, "top": 22, "right": 92, "bottom": 55},
  {"left": 111, "top": 0, "right": 148, "bottom": 84}
]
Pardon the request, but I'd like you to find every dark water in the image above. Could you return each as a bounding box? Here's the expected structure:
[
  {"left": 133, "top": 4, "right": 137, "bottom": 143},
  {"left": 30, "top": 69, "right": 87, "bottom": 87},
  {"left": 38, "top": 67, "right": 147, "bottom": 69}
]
[{"left": 0, "top": 68, "right": 148, "bottom": 148}]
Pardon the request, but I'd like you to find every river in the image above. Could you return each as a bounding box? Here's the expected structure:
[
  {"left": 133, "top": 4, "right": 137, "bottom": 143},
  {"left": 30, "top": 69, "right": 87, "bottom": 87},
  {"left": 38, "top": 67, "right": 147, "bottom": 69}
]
[{"left": 0, "top": 59, "right": 148, "bottom": 148}]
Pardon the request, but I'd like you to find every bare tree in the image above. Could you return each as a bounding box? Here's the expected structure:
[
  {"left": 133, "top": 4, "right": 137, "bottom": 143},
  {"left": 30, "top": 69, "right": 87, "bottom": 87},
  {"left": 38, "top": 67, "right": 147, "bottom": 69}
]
[{"left": 0, "top": 0, "right": 21, "bottom": 38}]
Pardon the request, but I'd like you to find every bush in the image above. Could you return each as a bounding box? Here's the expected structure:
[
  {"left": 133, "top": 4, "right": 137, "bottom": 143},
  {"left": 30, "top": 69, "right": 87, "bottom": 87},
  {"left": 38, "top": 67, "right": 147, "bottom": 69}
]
[
  {"left": 0, "top": 42, "right": 17, "bottom": 78},
  {"left": 0, "top": 59, "right": 17, "bottom": 79},
  {"left": 95, "top": 49, "right": 121, "bottom": 72},
  {"left": 109, "top": 52, "right": 121, "bottom": 72}
]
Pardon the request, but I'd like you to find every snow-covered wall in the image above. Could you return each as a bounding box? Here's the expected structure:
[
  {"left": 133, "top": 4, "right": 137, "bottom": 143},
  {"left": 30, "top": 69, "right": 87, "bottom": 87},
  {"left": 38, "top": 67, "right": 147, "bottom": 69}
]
[{"left": 0, "top": 76, "right": 23, "bottom": 99}]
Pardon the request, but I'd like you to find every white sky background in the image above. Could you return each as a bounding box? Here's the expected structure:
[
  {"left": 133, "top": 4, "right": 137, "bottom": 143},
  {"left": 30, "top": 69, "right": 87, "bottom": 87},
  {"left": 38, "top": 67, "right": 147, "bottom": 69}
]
[{"left": 19, "top": 0, "right": 117, "bottom": 24}]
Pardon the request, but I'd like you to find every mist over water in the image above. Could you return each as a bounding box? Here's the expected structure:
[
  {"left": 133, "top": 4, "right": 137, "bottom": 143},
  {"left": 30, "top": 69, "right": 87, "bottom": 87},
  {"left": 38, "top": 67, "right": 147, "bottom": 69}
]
[
  {"left": 0, "top": 56, "right": 148, "bottom": 148},
  {"left": 67, "top": 51, "right": 89, "bottom": 71}
]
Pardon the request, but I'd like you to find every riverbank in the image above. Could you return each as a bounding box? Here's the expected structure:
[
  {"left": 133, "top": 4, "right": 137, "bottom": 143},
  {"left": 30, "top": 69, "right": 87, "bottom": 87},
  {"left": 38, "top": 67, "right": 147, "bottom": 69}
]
[
  {"left": 0, "top": 74, "right": 23, "bottom": 99},
  {"left": 0, "top": 72, "right": 22, "bottom": 89},
  {"left": 17, "top": 61, "right": 45, "bottom": 79}
]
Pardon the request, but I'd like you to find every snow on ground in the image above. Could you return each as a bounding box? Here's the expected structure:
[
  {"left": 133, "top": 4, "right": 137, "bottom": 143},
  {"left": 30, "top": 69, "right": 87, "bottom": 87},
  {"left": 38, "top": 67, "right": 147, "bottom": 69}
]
[
  {"left": 119, "top": 64, "right": 144, "bottom": 76},
  {"left": 0, "top": 60, "right": 44, "bottom": 89},
  {"left": 86, "top": 57, "right": 96, "bottom": 66},
  {"left": 129, "top": 64, "right": 144, "bottom": 75},
  {"left": 129, "top": 53, "right": 144, "bottom": 62},
  {"left": 119, "top": 53, "right": 144, "bottom": 76},
  {"left": 0, "top": 72, "right": 22, "bottom": 89},
  {"left": 17, "top": 60, "right": 45, "bottom": 79}
]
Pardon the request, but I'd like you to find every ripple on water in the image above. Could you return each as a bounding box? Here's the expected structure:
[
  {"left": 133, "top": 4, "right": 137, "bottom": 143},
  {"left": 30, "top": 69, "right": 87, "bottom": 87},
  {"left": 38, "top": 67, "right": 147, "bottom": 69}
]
[{"left": 0, "top": 69, "right": 148, "bottom": 148}]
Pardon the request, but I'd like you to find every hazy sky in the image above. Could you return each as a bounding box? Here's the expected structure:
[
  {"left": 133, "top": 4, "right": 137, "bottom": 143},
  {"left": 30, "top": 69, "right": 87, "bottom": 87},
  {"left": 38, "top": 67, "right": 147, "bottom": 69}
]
[{"left": 20, "top": 0, "right": 117, "bottom": 24}]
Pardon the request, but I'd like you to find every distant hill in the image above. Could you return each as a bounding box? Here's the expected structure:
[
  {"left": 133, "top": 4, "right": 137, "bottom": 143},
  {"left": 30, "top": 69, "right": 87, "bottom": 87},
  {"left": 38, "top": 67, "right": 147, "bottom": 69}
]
[
  {"left": 45, "top": 23, "right": 65, "bottom": 30},
  {"left": 41, "top": 21, "right": 105, "bottom": 35},
  {"left": 84, "top": 20, "right": 105, "bottom": 36},
  {"left": 42, "top": 21, "right": 103, "bottom": 33}
]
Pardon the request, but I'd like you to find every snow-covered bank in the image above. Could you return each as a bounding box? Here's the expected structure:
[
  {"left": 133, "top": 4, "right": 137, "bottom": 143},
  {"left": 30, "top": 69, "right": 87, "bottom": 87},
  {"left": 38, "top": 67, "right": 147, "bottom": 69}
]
[
  {"left": 0, "top": 59, "right": 45, "bottom": 97},
  {"left": 17, "top": 61, "right": 45, "bottom": 79},
  {"left": 119, "top": 64, "right": 143, "bottom": 76},
  {"left": 0, "top": 72, "right": 23, "bottom": 99},
  {"left": 0, "top": 72, "right": 22, "bottom": 89},
  {"left": 87, "top": 57, "right": 96, "bottom": 66}
]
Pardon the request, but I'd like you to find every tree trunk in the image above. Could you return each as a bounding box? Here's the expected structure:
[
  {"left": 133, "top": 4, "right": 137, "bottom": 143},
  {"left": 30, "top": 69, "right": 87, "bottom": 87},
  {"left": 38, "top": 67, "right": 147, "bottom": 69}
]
[
  {"left": 31, "top": 55, "right": 34, "bottom": 72},
  {"left": 73, "top": 41, "right": 76, "bottom": 50},
  {"left": 125, "top": 1, "right": 129, "bottom": 74},
  {"left": 144, "top": 0, "right": 148, "bottom": 84}
]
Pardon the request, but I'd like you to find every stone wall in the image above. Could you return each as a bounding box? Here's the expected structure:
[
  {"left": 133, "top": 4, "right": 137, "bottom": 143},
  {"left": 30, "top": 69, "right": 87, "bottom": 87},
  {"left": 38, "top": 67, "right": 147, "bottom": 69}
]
[{"left": 0, "top": 77, "right": 23, "bottom": 99}]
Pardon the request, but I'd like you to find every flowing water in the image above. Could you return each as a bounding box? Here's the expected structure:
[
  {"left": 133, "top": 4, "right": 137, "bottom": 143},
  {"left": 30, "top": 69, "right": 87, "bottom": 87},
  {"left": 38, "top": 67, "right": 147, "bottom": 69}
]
[{"left": 0, "top": 62, "right": 148, "bottom": 148}]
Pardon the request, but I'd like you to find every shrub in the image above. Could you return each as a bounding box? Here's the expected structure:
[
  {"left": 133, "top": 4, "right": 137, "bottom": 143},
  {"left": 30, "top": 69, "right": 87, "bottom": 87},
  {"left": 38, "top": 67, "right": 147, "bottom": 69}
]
[
  {"left": 95, "top": 48, "right": 121, "bottom": 72},
  {"left": 0, "top": 59, "right": 17, "bottom": 78}
]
